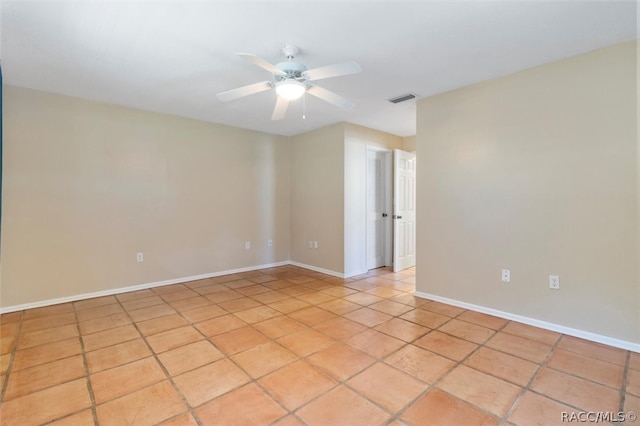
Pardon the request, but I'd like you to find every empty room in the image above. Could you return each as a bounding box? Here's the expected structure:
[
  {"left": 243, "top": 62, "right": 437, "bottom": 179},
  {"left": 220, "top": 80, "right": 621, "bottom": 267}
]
[{"left": 1, "top": 1, "right": 638, "bottom": 425}]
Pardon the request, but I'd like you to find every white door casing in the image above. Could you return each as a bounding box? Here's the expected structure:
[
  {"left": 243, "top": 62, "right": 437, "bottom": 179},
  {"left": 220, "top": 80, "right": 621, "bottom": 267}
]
[{"left": 393, "top": 149, "right": 416, "bottom": 272}]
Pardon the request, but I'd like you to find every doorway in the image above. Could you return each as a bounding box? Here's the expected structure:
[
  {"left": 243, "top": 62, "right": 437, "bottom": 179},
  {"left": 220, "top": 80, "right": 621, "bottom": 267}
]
[{"left": 366, "top": 147, "right": 392, "bottom": 270}]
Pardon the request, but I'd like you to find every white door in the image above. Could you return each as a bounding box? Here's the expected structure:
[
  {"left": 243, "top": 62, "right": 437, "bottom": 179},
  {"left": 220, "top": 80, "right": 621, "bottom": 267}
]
[
  {"left": 366, "top": 149, "right": 386, "bottom": 269},
  {"left": 393, "top": 149, "right": 416, "bottom": 272}
]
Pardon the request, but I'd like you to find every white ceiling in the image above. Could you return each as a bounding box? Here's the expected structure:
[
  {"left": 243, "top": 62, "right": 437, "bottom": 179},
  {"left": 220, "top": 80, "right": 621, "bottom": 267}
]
[{"left": 2, "top": 1, "right": 637, "bottom": 137}]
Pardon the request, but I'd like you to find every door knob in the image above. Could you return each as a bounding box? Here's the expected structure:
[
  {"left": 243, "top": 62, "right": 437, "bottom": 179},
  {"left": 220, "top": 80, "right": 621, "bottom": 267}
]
[
  {"left": 393, "top": 215, "right": 403, "bottom": 219},
  {"left": 382, "top": 213, "right": 388, "bottom": 218}
]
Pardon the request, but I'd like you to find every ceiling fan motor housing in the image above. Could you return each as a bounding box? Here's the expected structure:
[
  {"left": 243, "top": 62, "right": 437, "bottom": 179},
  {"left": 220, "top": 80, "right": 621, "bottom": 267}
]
[{"left": 275, "top": 62, "right": 308, "bottom": 82}]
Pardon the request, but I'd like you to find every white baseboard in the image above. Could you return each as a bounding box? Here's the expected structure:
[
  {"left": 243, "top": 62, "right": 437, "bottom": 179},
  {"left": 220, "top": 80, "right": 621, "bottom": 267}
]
[
  {"left": 415, "top": 291, "right": 640, "bottom": 353},
  {"left": 288, "top": 261, "right": 344, "bottom": 278},
  {"left": 0, "top": 261, "right": 290, "bottom": 314}
]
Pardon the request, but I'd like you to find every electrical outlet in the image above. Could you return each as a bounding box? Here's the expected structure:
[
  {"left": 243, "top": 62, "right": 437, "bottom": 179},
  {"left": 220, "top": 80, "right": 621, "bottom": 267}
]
[
  {"left": 549, "top": 275, "right": 560, "bottom": 290},
  {"left": 136, "top": 252, "right": 144, "bottom": 263},
  {"left": 501, "top": 269, "right": 510, "bottom": 283},
  {"left": 313, "top": 241, "right": 318, "bottom": 249},
  {"left": 268, "top": 240, "right": 273, "bottom": 247},
  {"left": 245, "top": 242, "right": 251, "bottom": 250}
]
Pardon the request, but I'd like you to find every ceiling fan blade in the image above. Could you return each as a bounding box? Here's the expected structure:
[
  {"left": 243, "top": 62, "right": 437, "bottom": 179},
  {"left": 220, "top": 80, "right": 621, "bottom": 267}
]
[
  {"left": 271, "top": 96, "right": 289, "bottom": 121},
  {"left": 237, "top": 53, "right": 286, "bottom": 76},
  {"left": 306, "top": 85, "right": 355, "bottom": 110},
  {"left": 216, "top": 81, "right": 272, "bottom": 102},
  {"left": 303, "top": 61, "right": 362, "bottom": 81}
]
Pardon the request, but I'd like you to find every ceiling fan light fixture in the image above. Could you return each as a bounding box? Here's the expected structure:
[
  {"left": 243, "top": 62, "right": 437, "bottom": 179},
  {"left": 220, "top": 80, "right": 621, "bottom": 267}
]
[{"left": 276, "top": 80, "right": 306, "bottom": 100}]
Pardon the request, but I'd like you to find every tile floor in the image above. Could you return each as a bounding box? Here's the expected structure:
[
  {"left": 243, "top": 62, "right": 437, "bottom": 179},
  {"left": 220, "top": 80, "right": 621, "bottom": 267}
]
[{"left": 0, "top": 265, "right": 638, "bottom": 425}]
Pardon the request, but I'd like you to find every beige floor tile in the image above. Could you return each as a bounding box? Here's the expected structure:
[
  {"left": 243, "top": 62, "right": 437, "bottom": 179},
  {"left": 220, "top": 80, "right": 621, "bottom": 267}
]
[
  {"left": 345, "top": 307, "right": 393, "bottom": 327},
  {"left": 209, "top": 326, "right": 269, "bottom": 355},
  {"left": 369, "top": 299, "right": 414, "bottom": 316},
  {"left": 146, "top": 325, "right": 204, "bottom": 353},
  {"left": 173, "top": 358, "right": 250, "bottom": 406},
  {"left": 297, "top": 385, "right": 390, "bottom": 425},
  {"left": 348, "top": 362, "right": 426, "bottom": 413},
  {"left": 531, "top": 367, "right": 620, "bottom": 413},
  {"left": 4, "top": 355, "right": 85, "bottom": 400},
  {"left": 347, "top": 329, "right": 406, "bottom": 359},
  {"left": 630, "top": 352, "right": 640, "bottom": 370},
  {"left": 456, "top": 311, "right": 509, "bottom": 330},
  {"left": 82, "top": 324, "right": 141, "bottom": 352},
  {"left": 76, "top": 304, "right": 124, "bottom": 322},
  {"left": 196, "top": 383, "right": 287, "bottom": 425},
  {"left": 90, "top": 356, "right": 167, "bottom": 403},
  {"left": 438, "top": 365, "right": 522, "bottom": 416},
  {"left": 375, "top": 318, "right": 429, "bottom": 342},
  {"left": 85, "top": 338, "right": 151, "bottom": 373},
  {"left": 249, "top": 274, "right": 279, "bottom": 284},
  {"left": 557, "top": 335, "right": 627, "bottom": 366},
  {"left": 307, "top": 343, "right": 375, "bottom": 380},
  {"left": 625, "top": 394, "right": 640, "bottom": 417},
  {"left": 419, "top": 301, "right": 466, "bottom": 317},
  {"left": 626, "top": 367, "right": 640, "bottom": 396},
  {"left": 344, "top": 292, "right": 385, "bottom": 306},
  {"left": 137, "top": 313, "right": 189, "bottom": 336},
  {"left": 96, "top": 380, "right": 186, "bottom": 426},
  {"left": 217, "top": 297, "right": 262, "bottom": 313},
  {"left": 413, "top": 330, "right": 478, "bottom": 361},
  {"left": 485, "top": 332, "right": 553, "bottom": 363},
  {"left": 320, "top": 286, "right": 358, "bottom": 298},
  {"left": 168, "top": 295, "right": 212, "bottom": 312},
  {"left": 277, "top": 328, "right": 335, "bottom": 357},
  {"left": 259, "top": 360, "right": 336, "bottom": 410},
  {"left": 317, "top": 298, "right": 362, "bottom": 315},
  {"left": 251, "top": 290, "right": 290, "bottom": 304},
  {"left": 233, "top": 305, "right": 281, "bottom": 323},
  {"left": 501, "top": 322, "right": 561, "bottom": 346},
  {"left": 153, "top": 284, "right": 191, "bottom": 294},
  {"left": 158, "top": 412, "right": 199, "bottom": 426},
  {"left": 47, "top": 409, "right": 95, "bottom": 425},
  {"left": 115, "top": 289, "right": 155, "bottom": 302},
  {"left": 231, "top": 341, "right": 298, "bottom": 378},
  {"left": 295, "top": 291, "right": 336, "bottom": 305},
  {"left": 195, "top": 314, "right": 246, "bottom": 336},
  {"left": 0, "top": 323, "right": 20, "bottom": 354},
  {"left": 120, "top": 295, "right": 165, "bottom": 311},
  {"left": 253, "top": 316, "right": 307, "bottom": 339},
  {"left": 204, "top": 289, "right": 244, "bottom": 304},
  {"left": 23, "top": 303, "right": 74, "bottom": 320},
  {"left": 402, "top": 389, "right": 499, "bottom": 426},
  {"left": 313, "top": 317, "right": 367, "bottom": 340},
  {"left": 21, "top": 312, "right": 76, "bottom": 333},
  {"left": 269, "top": 298, "right": 311, "bottom": 314},
  {"left": 78, "top": 313, "right": 132, "bottom": 335},
  {"left": 437, "top": 319, "right": 496, "bottom": 344},
  {"left": 158, "top": 340, "right": 224, "bottom": 376},
  {"left": 390, "top": 293, "right": 431, "bottom": 308},
  {"left": 180, "top": 304, "right": 227, "bottom": 323},
  {"left": 73, "top": 296, "right": 118, "bottom": 312},
  {"left": 288, "top": 306, "right": 337, "bottom": 326},
  {"left": 547, "top": 348, "right": 624, "bottom": 388},
  {"left": 0, "top": 353, "right": 10, "bottom": 375},
  {"left": 128, "top": 303, "right": 177, "bottom": 322},
  {"left": 160, "top": 289, "right": 199, "bottom": 302},
  {"left": 272, "top": 414, "right": 305, "bottom": 426},
  {"left": 400, "top": 309, "right": 450, "bottom": 329},
  {"left": 385, "top": 344, "right": 455, "bottom": 384},
  {"left": 465, "top": 347, "right": 539, "bottom": 387},
  {"left": 12, "top": 337, "right": 82, "bottom": 370},
  {"left": 508, "top": 391, "right": 577, "bottom": 426},
  {"left": 17, "top": 323, "right": 78, "bottom": 349},
  {"left": 1, "top": 379, "right": 91, "bottom": 425}
]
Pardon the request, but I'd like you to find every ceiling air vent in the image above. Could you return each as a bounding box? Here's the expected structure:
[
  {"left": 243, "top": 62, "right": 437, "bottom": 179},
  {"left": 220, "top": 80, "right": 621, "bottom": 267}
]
[{"left": 388, "top": 93, "right": 418, "bottom": 104}]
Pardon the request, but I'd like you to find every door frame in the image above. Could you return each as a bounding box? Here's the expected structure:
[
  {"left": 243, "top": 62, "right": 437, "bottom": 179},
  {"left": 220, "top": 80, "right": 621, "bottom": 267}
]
[{"left": 365, "top": 146, "right": 393, "bottom": 269}]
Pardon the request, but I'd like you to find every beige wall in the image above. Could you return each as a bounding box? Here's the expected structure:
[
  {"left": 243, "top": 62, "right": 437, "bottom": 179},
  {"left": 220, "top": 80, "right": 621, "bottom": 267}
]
[
  {"left": 416, "top": 41, "right": 639, "bottom": 343},
  {"left": 289, "top": 124, "right": 345, "bottom": 273},
  {"left": 403, "top": 135, "right": 416, "bottom": 153},
  {"left": 2, "top": 86, "right": 291, "bottom": 308}
]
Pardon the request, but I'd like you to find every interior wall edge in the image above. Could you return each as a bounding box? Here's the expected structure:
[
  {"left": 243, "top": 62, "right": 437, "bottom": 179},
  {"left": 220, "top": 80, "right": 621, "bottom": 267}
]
[{"left": 415, "top": 290, "right": 640, "bottom": 352}]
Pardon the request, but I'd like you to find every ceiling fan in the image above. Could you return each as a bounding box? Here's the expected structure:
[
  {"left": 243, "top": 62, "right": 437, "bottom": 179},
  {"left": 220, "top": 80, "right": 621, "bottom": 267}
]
[{"left": 216, "top": 45, "right": 362, "bottom": 120}]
